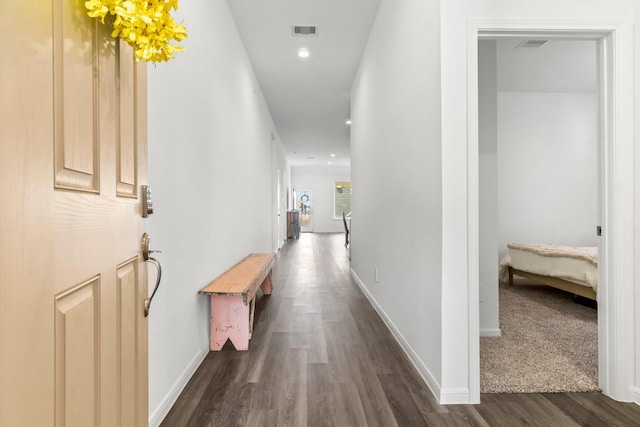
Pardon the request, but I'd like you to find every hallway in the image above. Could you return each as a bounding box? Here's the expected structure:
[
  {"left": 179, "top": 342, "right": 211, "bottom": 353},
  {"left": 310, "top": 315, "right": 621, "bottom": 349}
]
[{"left": 161, "top": 234, "right": 640, "bottom": 426}]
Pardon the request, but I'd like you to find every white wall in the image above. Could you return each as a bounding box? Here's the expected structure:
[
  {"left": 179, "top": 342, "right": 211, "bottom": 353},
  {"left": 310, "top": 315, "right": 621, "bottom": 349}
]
[
  {"left": 351, "top": 0, "right": 444, "bottom": 398},
  {"left": 478, "top": 41, "right": 499, "bottom": 336},
  {"left": 441, "top": 0, "right": 638, "bottom": 404},
  {"left": 496, "top": 40, "right": 598, "bottom": 258},
  {"left": 497, "top": 92, "right": 598, "bottom": 254},
  {"left": 291, "top": 165, "right": 350, "bottom": 233},
  {"left": 635, "top": 1, "right": 640, "bottom": 406},
  {"left": 146, "top": 1, "right": 288, "bottom": 425}
]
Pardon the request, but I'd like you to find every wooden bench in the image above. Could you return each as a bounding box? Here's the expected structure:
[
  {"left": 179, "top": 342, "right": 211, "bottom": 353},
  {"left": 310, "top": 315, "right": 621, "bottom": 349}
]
[{"left": 199, "top": 253, "right": 275, "bottom": 351}]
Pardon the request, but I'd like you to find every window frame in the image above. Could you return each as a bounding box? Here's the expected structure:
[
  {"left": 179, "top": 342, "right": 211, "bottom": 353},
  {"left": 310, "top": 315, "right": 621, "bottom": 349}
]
[{"left": 333, "top": 181, "right": 351, "bottom": 220}]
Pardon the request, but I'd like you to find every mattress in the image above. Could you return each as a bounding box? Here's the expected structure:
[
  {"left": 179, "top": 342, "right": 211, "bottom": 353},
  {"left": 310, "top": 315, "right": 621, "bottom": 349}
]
[{"left": 499, "top": 243, "right": 598, "bottom": 291}]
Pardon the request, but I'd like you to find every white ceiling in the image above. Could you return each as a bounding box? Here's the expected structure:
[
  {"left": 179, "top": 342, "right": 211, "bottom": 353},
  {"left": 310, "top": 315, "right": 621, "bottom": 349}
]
[{"left": 227, "top": 0, "right": 381, "bottom": 167}]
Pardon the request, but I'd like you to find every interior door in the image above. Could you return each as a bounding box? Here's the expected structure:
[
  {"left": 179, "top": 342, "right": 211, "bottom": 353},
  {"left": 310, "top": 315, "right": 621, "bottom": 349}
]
[{"left": 0, "top": 1, "right": 148, "bottom": 426}]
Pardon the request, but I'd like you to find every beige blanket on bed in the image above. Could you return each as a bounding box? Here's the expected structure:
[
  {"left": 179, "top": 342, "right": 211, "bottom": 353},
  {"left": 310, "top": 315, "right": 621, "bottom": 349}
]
[
  {"left": 506, "top": 243, "right": 598, "bottom": 266},
  {"left": 499, "top": 243, "right": 599, "bottom": 289}
]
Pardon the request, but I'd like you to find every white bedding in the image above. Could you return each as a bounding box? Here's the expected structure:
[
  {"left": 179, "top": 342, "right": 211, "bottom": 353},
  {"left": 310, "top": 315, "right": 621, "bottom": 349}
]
[{"left": 499, "top": 243, "right": 598, "bottom": 291}]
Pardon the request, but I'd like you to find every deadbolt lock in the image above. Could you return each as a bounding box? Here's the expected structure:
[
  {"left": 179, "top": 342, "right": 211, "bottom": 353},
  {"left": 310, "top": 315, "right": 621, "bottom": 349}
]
[{"left": 142, "top": 185, "right": 154, "bottom": 217}]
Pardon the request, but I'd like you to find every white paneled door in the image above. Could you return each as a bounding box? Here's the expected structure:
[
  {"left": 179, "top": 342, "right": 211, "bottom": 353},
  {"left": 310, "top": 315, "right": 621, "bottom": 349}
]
[{"left": 0, "top": 1, "right": 148, "bottom": 426}]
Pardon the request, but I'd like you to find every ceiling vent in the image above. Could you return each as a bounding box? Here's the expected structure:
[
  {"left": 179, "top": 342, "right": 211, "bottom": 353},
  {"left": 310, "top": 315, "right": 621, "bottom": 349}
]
[
  {"left": 516, "top": 40, "right": 548, "bottom": 48},
  {"left": 292, "top": 25, "right": 318, "bottom": 36}
]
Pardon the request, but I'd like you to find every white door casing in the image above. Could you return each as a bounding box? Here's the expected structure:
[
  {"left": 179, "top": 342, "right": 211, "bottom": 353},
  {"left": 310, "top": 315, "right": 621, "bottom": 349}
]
[{"left": 467, "top": 21, "right": 635, "bottom": 404}]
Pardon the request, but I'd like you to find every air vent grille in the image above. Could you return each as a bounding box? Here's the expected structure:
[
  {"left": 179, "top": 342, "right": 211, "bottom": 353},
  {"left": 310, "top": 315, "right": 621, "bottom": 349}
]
[
  {"left": 516, "top": 40, "right": 548, "bottom": 48},
  {"left": 292, "top": 26, "right": 318, "bottom": 36}
]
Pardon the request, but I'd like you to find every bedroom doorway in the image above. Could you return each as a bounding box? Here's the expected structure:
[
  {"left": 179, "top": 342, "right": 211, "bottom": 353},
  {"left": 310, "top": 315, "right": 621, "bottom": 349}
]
[
  {"left": 469, "top": 23, "right": 636, "bottom": 404},
  {"left": 478, "top": 37, "right": 600, "bottom": 394}
]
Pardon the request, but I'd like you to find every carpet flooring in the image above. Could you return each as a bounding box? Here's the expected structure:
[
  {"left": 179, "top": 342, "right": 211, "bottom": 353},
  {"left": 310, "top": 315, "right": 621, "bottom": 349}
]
[{"left": 480, "top": 283, "right": 599, "bottom": 393}]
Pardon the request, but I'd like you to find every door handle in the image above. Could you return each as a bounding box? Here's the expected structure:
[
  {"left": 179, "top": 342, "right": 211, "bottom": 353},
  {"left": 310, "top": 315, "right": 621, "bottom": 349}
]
[
  {"left": 141, "top": 233, "right": 162, "bottom": 317},
  {"left": 144, "top": 257, "right": 162, "bottom": 317}
]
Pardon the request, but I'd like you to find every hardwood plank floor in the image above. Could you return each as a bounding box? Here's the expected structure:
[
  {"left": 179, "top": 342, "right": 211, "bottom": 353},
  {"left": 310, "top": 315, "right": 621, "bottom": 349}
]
[{"left": 160, "top": 233, "right": 640, "bottom": 427}]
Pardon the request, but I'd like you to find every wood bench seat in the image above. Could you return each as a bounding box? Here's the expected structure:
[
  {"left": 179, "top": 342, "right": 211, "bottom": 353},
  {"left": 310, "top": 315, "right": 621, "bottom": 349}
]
[{"left": 199, "top": 253, "right": 275, "bottom": 351}]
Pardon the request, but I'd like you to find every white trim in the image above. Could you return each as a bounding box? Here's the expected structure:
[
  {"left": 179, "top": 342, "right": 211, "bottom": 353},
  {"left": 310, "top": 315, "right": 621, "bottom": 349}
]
[
  {"left": 467, "top": 19, "right": 636, "bottom": 404},
  {"left": 630, "top": 387, "right": 640, "bottom": 405},
  {"left": 149, "top": 348, "right": 209, "bottom": 427},
  {"left": 466, "top": 21, "right": 481, "bottom": 404},
  {"left": 472, "top": 18, "right": 622, "bottom": 35},
  {"left": 598, "top": 23, "right": 636, "bottom": 401},
  {"left": 350, "top": 269, "right": 445, "bottom": 402},
  {"left": 480, "top": 328, "right": 502, "bottom": 338},
  {"left": 439, "top": 388, "right": 472, "bottom": 405}
]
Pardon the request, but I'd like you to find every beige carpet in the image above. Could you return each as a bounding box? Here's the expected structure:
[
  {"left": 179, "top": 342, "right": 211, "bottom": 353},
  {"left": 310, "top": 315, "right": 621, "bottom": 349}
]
[{"left": 480, "top": 283, "right": 599, "bottom": 393}]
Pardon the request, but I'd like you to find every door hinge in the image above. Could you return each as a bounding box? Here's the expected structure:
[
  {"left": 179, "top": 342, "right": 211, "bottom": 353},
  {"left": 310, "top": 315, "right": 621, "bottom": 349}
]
[{"left": 597, "top": 226, "right": 602, "bottom": 236}]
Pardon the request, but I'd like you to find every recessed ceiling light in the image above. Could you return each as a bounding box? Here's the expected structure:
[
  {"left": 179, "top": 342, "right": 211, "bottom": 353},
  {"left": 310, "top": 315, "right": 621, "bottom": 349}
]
[
  {"left": 330, "top": 154, "right": 336, "bottom": 157},
  {"left": 346, "top": 119, "right": 352, "bottom": 125},
  {"left": 298, "top": 48, "right": 310, "bottom": 58},
  {"left": 328, "top": 162, "right": 332, "bottom": 165}
]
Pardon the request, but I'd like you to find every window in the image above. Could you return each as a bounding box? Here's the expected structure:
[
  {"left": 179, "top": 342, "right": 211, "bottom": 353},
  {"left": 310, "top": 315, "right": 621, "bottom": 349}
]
[{"left": 334, "top": 182, "right": 351, "bottom": 219}]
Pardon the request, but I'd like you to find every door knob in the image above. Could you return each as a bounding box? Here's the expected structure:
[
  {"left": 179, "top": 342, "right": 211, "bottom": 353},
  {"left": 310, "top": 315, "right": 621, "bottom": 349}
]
[{"left": 141, "top": 233, "right": 162, "bottom": 317}]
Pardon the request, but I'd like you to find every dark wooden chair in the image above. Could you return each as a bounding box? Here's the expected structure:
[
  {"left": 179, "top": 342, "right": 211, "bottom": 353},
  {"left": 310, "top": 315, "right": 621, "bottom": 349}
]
[{"left": 342, "top": 211, "right": 349, "bottom": 247}]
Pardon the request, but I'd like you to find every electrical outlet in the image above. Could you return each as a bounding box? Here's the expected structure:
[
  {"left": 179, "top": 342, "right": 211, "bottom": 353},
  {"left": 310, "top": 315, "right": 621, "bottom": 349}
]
[{"left": 374, "top": 267, "right": 379, "bottom": 283}]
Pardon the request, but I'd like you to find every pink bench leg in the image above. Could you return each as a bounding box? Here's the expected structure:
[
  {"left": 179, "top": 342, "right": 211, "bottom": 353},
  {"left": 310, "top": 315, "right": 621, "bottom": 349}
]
[
  {"left": 260, "top": 271, "right": 273, "bottom": 295},
  {"left": 210, "top": 295, "right": 251, "bottom": 351}
]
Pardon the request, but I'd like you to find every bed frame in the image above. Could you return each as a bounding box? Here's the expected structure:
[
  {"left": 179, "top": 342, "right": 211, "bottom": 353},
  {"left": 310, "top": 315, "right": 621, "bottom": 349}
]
[{"left": 508, "top": 266, "right": 597, "bottom": 300}]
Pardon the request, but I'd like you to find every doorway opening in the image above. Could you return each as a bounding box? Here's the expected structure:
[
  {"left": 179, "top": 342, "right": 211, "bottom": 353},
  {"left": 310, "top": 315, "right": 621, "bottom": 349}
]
[
  {"left": 296, "top": 189, "right": 313, "bottom": 232},
  {"left": 478, "top": 37, "right": 600, "bottom": 394},
  {"left": 275, "top": 168, "right": 282, "bottom": 252}
]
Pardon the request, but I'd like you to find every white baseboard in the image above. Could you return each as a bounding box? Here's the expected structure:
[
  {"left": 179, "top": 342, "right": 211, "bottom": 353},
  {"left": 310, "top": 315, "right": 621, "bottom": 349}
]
[
  {"left": 350, "top": 268, "right": 444, "bottom": 402},
  {"left": 630, "top": 386, "right": 640, "bottom": 405},
  {"left": 439, "top": 388, "right": 473, "bottom": 404},
  {"left": 480, "top": 328, "right": 502, "bottom": 337},
  {"left": 149, "top": 348, "right": 209, "bottom": 427}
]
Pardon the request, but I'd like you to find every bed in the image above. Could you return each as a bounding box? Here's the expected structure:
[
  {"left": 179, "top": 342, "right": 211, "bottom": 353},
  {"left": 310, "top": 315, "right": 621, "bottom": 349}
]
[{"left": 499, "top": 243, "right": 598, "bottom": 300}]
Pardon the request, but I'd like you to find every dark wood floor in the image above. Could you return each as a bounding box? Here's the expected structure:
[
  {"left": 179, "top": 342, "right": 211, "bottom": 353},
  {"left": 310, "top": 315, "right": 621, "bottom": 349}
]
[{"left": 160, "top": 233, "right": 640, "bottom": 427}]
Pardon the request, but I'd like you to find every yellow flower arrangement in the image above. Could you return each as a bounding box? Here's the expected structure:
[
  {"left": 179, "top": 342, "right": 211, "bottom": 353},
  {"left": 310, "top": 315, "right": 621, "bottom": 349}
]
[{"left": 85, "top": 0, "right": 187, "bottom": 63}]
